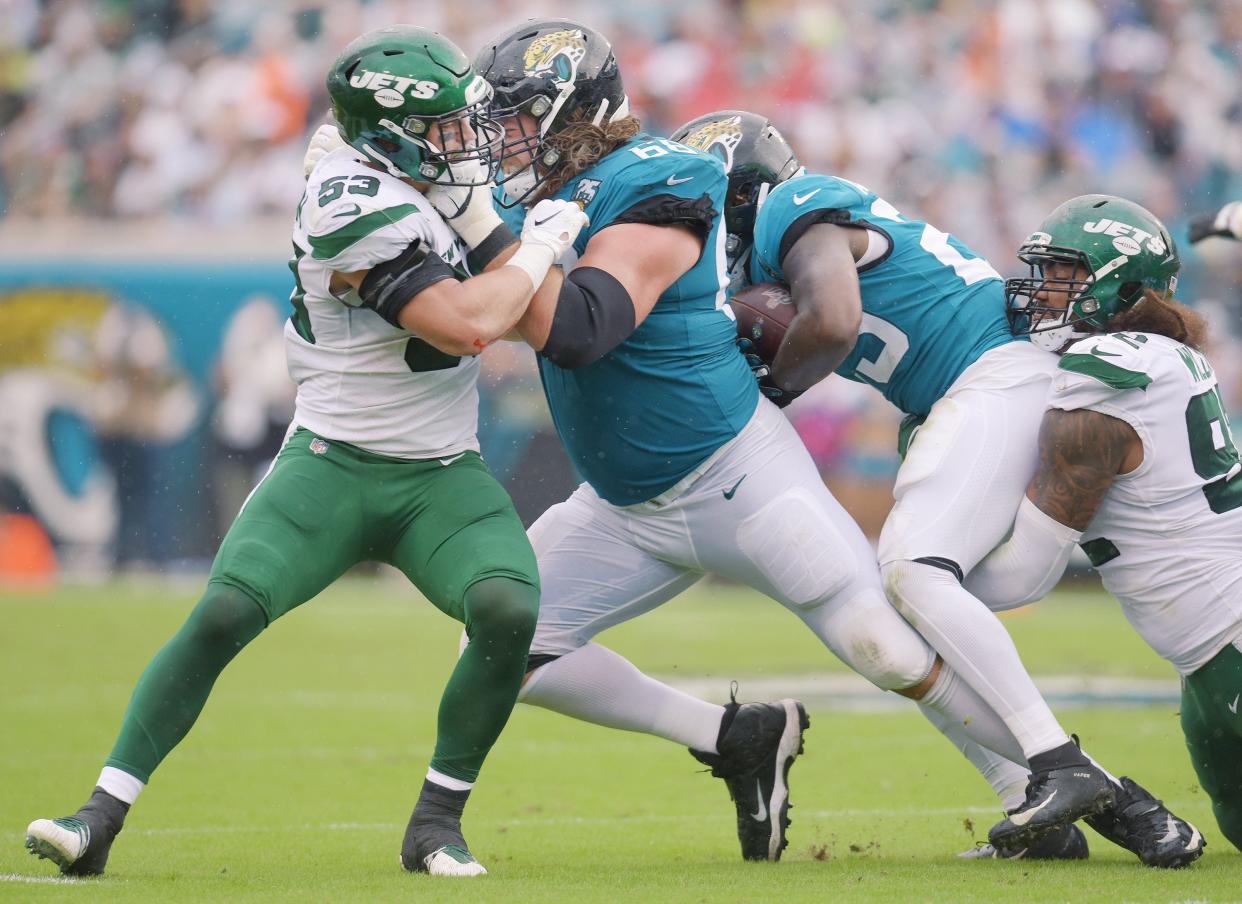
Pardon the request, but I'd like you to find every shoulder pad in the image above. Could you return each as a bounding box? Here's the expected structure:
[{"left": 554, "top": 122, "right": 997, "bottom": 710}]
[
  {"left": 1057, "top": 333, "right": 1155, "bottom": 392},
  {"left": 304, "top": 155, "right": 432, "bottom": 270}
]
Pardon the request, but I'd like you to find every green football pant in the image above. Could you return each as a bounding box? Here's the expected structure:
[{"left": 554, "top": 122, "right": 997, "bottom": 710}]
[
  {"left": 106, "top": 429, "right": 539, "bottom": 785},
  {"left": 1181, "top": 640, "right": 1242, "bottom": 852}
]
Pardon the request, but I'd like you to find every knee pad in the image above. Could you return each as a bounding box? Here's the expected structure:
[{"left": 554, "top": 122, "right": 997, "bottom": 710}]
[
  {"left": 735, "top": 488, "right": 858, "bottom": 608},
  {"left": 189, "top": 584, "right": 268, "bottom": 648},
  {"left": 820, "top": 586, "right": 935, "bottom": 691},
  {"left": 463, "top": 577, "right": 539, "bottom": 641},
  {"left": 880, "top": 558, "right": 959, "bottom": 621}
]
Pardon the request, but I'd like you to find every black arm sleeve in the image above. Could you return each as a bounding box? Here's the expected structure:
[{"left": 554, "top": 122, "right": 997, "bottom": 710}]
[
  {"left": 776, "top": 208, "right": 854, "bottom": 265},
  {"left": 612, "top": 192, "right": 717, "bottom": 243},
  {"left": 465, "top": 223, "right": 518, "bottom": 273},
  {"left": 357, "top": 238, "right": 457, "bottom": 328},
  {"left": 540, "top": 267, "right": 637, "bottom": 370}
]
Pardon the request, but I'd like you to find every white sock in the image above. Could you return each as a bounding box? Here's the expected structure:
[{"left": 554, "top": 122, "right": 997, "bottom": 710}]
[
  {"left": 426, "top": 768, "right": 472, "bottom": 792},
  {"left": 97, "top": 766, "right": 144, "bottom": 805},
  {"left": 917, "top": 663, "right": 1027, "bottom": 765},
  {"left": 521, "top": 643, "right": 726, "bottom": 752},
  {"left": 886, "top": 560, "right": 1069, "bottom": 758},
  {"left": 917, "top": 692, "right": 1029, "bottom": 812}
]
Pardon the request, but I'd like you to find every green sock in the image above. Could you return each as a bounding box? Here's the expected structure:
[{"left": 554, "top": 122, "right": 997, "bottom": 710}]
[
  {"left": 105, "top": 584, "right": 267, "bottom": 782},
  {"left": 429, "top": 577, "right": 539, "bottom": 783}
]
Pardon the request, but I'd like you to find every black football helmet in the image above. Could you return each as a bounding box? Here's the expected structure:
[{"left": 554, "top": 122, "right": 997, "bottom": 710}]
[
  {"left": 671, "top": 110, "right": 800, "bottom": 241},
  {"left": 475, "top": 19, "right": 630, "bottom": 207}
]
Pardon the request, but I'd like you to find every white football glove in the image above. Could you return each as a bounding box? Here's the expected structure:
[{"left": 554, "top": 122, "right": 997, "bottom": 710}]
[
  {"left": 303, "top": 123, "right": 346, "bottom": 179},
  {"left": 1189, "top": 200, "right": 1242, "bottom": 243},
  {"left": 424, "top": 159, "right": 505, "bottom": 248},
  {"left": 520, "top": 199, "right": 590, "bottom": 260},
  {"left": 506, "top": 199, "right": 590, "bottom": 288}
]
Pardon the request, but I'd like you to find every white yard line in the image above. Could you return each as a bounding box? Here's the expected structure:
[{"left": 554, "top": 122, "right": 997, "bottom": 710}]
[
  {"left": 656, "top": 673, "right": 1180, "bottom": 711},
  {"left": 0, "top": 873, "right": 91, "bottom": 885}
]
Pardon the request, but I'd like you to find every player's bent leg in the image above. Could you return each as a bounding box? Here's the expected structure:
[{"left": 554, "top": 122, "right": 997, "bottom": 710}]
[{"left": 26, "top": 584, "right": 267, "bottom": 876}]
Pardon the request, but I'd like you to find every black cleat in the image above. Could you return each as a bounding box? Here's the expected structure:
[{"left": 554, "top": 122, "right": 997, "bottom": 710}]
[
  {"left": 1084, "top": 776, "right": 1204, "bottom": 868},
  {"left": 691, "top": 698, "right": 809, "bottom": 861},
  {"left": 25, "top": 788, "right": 129, "bottom": 877},
  {"left": 400, "top": 781, "right": 486, "bottom": 877},
  {"left": 960, "top": 821, "right": 1089, "bottom": 860},
  {"left": 988, "top": 764, "right": 1114, "bottom": 851}
]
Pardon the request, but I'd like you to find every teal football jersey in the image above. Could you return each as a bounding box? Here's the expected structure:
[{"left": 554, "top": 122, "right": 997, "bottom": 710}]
[
  {"left": 749, "top": 173, "right": 1015, "bottom": 415},
  {"left": 519, "top": 135, "right": 759, "bottom": 505}
]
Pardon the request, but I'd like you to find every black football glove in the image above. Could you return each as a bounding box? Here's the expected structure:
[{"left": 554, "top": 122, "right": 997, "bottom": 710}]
[
  {"left": 1188, "top": 201, "right": 1242, "bottom": 244},
  {"left": 737, "top": 337, "right": 805, "bottom": 409}
]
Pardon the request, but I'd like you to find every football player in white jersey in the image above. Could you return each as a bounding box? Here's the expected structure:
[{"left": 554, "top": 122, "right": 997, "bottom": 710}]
[
  {"left": 955, "top": 194, "right": 1235, "bottom": 864},
  {"left": 24, "top": 26, "right": 586, "bottom": 880}
]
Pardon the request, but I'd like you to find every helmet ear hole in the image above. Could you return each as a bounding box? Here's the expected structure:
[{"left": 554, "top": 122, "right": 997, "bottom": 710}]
[{"left": 1118, "top": 280, "right": 1143, "bottom": 306}]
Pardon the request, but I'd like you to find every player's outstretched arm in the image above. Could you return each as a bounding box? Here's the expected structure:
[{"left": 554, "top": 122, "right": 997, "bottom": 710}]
[
  {"left": 513, "top": 222, "right": 701, "bottom": 367},
  {"left": 965, "top": 407, "right": 1138, "bottom": 610},
  {"left": 338, "top": 199, "right": 588, "bottom": 356},
  {"left": 769, "top": 223, "right": 866, "bottom": 393},
  {"left": 1188, "top": 201, "right": 1242, "bottom": 243}
]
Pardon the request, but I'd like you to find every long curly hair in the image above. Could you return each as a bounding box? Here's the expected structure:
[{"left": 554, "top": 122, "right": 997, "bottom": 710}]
[
  {"left": 1109, "top": 290, "right": 1207, "bottom": 350},
  {"left": 533, "top": 114, "right": 642, "bottom": 202}
]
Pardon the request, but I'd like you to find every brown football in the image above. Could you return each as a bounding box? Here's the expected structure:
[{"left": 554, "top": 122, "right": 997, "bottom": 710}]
[{"left": 729, "top": 281, "right": 796, "bottom": 363}]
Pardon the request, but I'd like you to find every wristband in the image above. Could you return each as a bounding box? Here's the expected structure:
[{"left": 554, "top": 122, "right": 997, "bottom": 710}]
[{"left": 505, "top": 242, "right": 556, "bottom": 289}]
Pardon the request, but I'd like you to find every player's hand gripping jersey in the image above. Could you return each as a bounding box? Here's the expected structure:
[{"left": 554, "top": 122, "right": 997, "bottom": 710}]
[
  {"left": 288, "top": 146, "right": 479, "bottom": 459},
  {"left": 531, "top": 136, "right": 760, "bottom": 505},
  {"left": 750, "top": 173, "right": 1014, "bottom": 415},
  {"left": 1054, "top": 331, "right": 1242, "bottom": 674}
]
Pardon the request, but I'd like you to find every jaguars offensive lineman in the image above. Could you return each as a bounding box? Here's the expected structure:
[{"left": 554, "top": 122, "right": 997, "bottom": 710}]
[
  {"left": 416, "top": 19, "right": 1100, "bottom": 864},
  {"left": 24, "top": 26, "right": 586, "bottom": 879},
  {"left": 671, "top": 111, "right": 1202, "bottom": 866},
  {"left": 963, "top": 195, "right": 1239, "bottom": 857}
]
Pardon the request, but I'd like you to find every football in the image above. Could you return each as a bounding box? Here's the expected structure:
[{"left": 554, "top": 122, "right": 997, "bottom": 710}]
[{"left": 729, "top": 281, "right": 796, "bottom": 363}]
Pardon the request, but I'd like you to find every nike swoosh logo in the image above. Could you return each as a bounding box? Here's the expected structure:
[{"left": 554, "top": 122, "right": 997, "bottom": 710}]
[
  {"left": 1157, "top": 815, "right": 1181, "bottom": 845},
  {"left": 439, "top": 452, "right": 468, "bottom": 467},
  {"left": 1230, "top": 693, "right": 1239, "bottom": 715},
  {"left": 1007, "top": 790, "right": 1057, "bottom": 827},
  {"left": 792, "top": 189, "right": 821, "bottom": 206},
  {"left": 334, "top": 203, "right": 362, "bottom": 218},
  {"left": 749, "top": 779, "right": 768, "bottom": 823},
  {"left": 723, "top": 475, "right": 747, "bottom": 500},
  {"left": 531, "top": 213, "right": 559, "bottom": 227},
  {"left": 1091, "top": 347, "right": 1123, "bottom": 357},
  {"left": 666, "top": 175, "right": 693, "bottom": 186}
]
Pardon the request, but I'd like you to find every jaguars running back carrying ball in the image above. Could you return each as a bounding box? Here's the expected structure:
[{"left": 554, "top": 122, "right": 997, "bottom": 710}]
[
  {"left": 25, "top": 25, "right": 586, "bottom": 880},
  {"left": 428, "top": 18, "right": 1134, "bottom": 867},
  {"left": 673, "top": 111, "right": 1203, "bottom": 866}
]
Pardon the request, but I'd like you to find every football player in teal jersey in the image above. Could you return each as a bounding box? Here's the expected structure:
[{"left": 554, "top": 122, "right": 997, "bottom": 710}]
[
  {"left": 671, "top": 111, "right": 1201, "bottom": 865},
  {"left": 409, "top": 19, "right": 1121, "bottom": 863}
]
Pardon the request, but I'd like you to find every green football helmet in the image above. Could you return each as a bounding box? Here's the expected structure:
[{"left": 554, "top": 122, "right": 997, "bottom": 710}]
[
  {"left": 1006, "top": 194, "right": 1180, "bottom": 352},
  {"left": 326, "top": 25, "right": 500, "bottom": 184}
]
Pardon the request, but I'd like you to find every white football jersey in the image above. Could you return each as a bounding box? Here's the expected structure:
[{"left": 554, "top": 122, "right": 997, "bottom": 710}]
[
  {"left": 1049, "top": 331, "right": 1242, "bottom": 675},
  {"left": 285, "top": 146, "right": 478, "bottom": 459}
]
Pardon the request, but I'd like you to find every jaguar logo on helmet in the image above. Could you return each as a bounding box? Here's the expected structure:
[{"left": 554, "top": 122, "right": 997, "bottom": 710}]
[
  {"left": 679, "top": 116, "right": 744, "bottom": 172},
  {"left": 523, "top": 28, "right": 588, "bottom": 85}
]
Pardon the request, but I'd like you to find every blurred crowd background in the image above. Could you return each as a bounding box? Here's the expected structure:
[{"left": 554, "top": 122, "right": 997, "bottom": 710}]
[{"left": 1, "top": 0, "right": 1240, "bottom": 574}]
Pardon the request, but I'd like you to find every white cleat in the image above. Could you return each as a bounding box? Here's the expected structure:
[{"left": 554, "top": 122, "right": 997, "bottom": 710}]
[
  {"left": 422, "top": 844, "right": 487, "bottom": 877},
  {"left": 25, "top": 818, "right": 89, "bottom": 871}
]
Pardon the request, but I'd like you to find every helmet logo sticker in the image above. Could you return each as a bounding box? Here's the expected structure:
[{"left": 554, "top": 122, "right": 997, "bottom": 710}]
[
  {"left": 679, "top": 116, "right": 744, "bottom": 172},
  {"left": 1082, "top": 218, "right": 1167, "bottom": 255},
  {"left": 523, "top": 29, "right": 588, "bottom": 85},
  {"left": 349, "top": 69, "right": 439, "bottom": 107}
]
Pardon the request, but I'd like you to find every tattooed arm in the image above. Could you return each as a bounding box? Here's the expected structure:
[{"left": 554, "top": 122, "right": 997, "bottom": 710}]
[
  {"left": 1027, "top": 407, "right": 1140, "bottom": 529},
  {"left": 964, "top": 408, "right": 1141, "bottom": 610}
]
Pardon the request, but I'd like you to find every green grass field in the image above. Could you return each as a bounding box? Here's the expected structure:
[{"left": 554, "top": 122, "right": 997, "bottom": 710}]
[{"left": 1, "top": 577, "right": 1237, "bottom": 902}]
